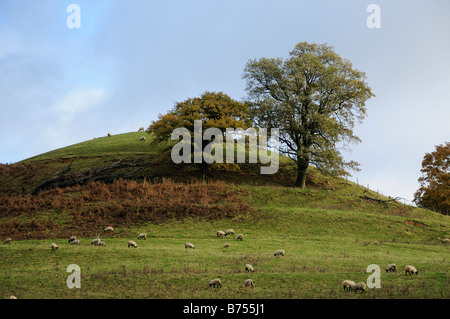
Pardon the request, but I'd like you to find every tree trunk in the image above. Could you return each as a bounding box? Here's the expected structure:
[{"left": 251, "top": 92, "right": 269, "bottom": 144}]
[{"left": 295, "top": 161, "right": 308, "bottom": 188}]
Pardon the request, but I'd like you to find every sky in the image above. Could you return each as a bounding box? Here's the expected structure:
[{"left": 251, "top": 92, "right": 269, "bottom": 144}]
[{"left": 0, "top": 0, "right": 449, "bottom": 204}]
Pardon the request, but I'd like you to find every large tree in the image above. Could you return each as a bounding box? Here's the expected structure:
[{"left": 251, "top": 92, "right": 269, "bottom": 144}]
[
  {"left": 414, "top": 142, "right": 450, "bottom": 215},
  {"left": 243, "top": 42, "right": 374, "bottom": 187},
  {"left": 147, "top": 91, "right": 252, "bottom": 182}
]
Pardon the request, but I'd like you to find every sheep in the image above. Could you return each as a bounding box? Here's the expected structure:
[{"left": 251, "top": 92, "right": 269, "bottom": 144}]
[
  {"left": 236, "top": 233, "right": 244, "bottom": 241},
  {"left": 68, "top": 235, "right": 77, "bottom": 244},
  {"left": 70, "top": 239, "right": 80, "bottom": 245},
  {"left": 351, "top": 282, "right": 367, "bottom": 293},
  {"left": 223, "top": 243, "right": 231, "bottom": 249},
  {"left": 51, "top": 243, "right": 58, "bottom": 250},
  {"left": 91, "top": 238, "right": 101, "bottom": 245},
  {"left": 107, "top": 133, "right": 112, "bottom": 137},
  {"left": 137, "top": 233, "right": 147, "bottom": 240},
  {"left": 138, "top": 127, "right": 145, "bottom": 132},
  {"left": 128, "top": 240, "right": 138, "bottom": 248},
  {"left": 104, "top": 226, "right": 114, "bottom": 232},
  {"left": 95, "top": 241, "right": 106, "bottom": 246},
  {"left": 386, "top": 263, "right": 397, "bottom": 272},
  {"left": 185, "top": 242, "right": 195, "bottom": 249},
  {"left": 274, "top": 249, "right": 285, "bottom": 257},
  {"left": 342, "top": 280, "right": 356, "bottom": 292},
  {"left": 405, "top": 265, "right": 418, "bottom": 275},
  {"left": 245, "top": 264, "right": 254, "bottom": 273},
  {"left": 225, "top": 229, "right": 234, "bottom": 236},
  {"left": 9, "top": 295, "right": 17, "bottom": 299},
  {"left": 209, "top": 278, "right": 222, "bottom": 288},
  {"left": 216, "top": 230, "right": 225, "bottom": 238},
  {"left": 442, "top": 238, "right": 450, "bottom": 244},
  {"left": 244, "top": 279, "right": 254, "bottom": 288},
  {"left": 3, "top": 238, "right": 12, "bottom": 245},
  {"left": 139, "top": 136, "right": 146, "bottom": 141}
]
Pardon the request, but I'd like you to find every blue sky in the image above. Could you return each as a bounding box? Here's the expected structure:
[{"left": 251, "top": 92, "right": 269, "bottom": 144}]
[{"left": 1, "top": 0, "right": 449, "bottom": 204}]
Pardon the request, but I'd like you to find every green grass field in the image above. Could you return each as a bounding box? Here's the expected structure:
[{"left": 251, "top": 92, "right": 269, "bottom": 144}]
[{"left": 0, "top": 132, "right": 449, "bottom": 299}]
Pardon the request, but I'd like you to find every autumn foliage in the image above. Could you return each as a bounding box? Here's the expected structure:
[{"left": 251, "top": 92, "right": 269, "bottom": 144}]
[
  {"left": 0, "top": 179, "right": 253, "bottom": 240},
  {"left": 414, "top": 142, "right": 450, "bottom": 215}
]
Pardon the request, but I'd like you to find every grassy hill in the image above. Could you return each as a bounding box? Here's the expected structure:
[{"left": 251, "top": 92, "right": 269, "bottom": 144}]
[{"left": 0, "top": 132, "right": 449, "bottom": 299}]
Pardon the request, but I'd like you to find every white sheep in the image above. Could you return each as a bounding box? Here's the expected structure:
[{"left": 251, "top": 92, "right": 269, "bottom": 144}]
[
  {"left": 107, "top": 133, "right": 112, "bottom": 137},
  {"left": 137, "top": 233, "right": 147, "bottom": 240},
  {"left": 128, "top": 240, "right": 138, "bottom": 248},
  {"left": 274, "top": 249, "right": 285, "bottom": 257},
  {"left": 225, "top": 229, "right": 234, "bottom": 236},
  {"left": 68, "top": 235, "right": 77, "bottom": 244},
  {"left": 139, "top": 136, "right": 146, "bottom": 141},
  {"left": 405, "top": 265, "right": 418, "bottom": 275},
  {"left": 245, "top": 264, "right": 254, "bottom": 272},
  {"left": 70, "top": 239, "right": 80, "bottom": 245},
  {"left": 185, "top": 242, "right": 195, "bottom": 249},
  {"left": 442, "top": 238, "right": 450, "bottom": 244},
  {"left": 138, "top": 127, "right": 145, "bottom": 132},
  {"left": 91, "top": 238, "right": 101, "bottom": 245},
  {"left": 209, "top": 278, "right": 222, "bottom": 288},
  {"left": 342, "top": 280, "right": 356, "bottom": 292},
  {"left": 9, "top": 295, "right": 17, "bottom": 299},
  {"left": 3, "top": 238, "right": 12, "bottom": 245},
  {"left": 244, "top": 279, "right": 254, "bottom": 287},
  {"left": 51, "top": 243, "right": 58, "bottom": 250},
  {"left": 351, "top": 282, "right": 367, "bottom": 293},
  {"left": 236, "top": 233, "right": 244, "bottom": 241},
  {"left": 217, "top": 230, "right": 225, "bottom": 237},
  {"left": 386, "top": 263, "right": 397, "bottom": 272},
  {"left": 104, "top": 226, "right": 114, "bottom": 232},
  {"left": 96, "top": 241, "right": 106, "bottom": 246},
  {"left": 223, "top": 243, "right": 231, "bottom": 249}
]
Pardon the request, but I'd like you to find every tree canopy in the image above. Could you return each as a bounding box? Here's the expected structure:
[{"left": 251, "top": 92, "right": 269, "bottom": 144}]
[
  {"left": 146, "top": 91, "right": 252, "bottom": 181},
  {"left": 414, "top": 142, "right": 450, "bottom": 215},
  {"left": 243, "top": 42, "right": 374, "bottom": 187}
]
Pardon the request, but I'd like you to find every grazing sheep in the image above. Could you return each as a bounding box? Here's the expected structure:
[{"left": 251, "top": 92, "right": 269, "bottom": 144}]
[
  {"left": 225, "top": 229, "right": 234, "bottom": 236},
  {"left": 70, "top": 239, "right": 80, "bottom": 245},
  {"left": 95, "top": 241, "right": 106, "bottom": 246},
  {"left": 185, "top": 242, "right": 195, "bottom": 249},
  {"left": 137, "top": 233, "right": 147, "bottom": 240},
  {"left": 342, "top": 280, "right": 356, "bottom": 292},
  {"left": 274, "top": 249, "right": 285, "bottom": 257},
  {"left": 386, "top": 263, "right": 397, "bottom": 272},
  {"left": 104, "top": 226, "right": 114, "bottom": 232},
  {"left": 245, "top": 264, "right": 254, "bottom": 273},
  {"left": 139, "top": 136, "right": 146, "bottom": 141},
  {"left": 405, "top": 265, "right": 418, "bottom": 275},
  {"left": 223, "top": 243, "right": 231, "bottom": 249},
  {"left": 244, "top": 279, "right": 254, "bottom": 287},
  {"left": 236, "top": 233, "right": 244, "bottom": 241},
  {"left": 3, "top": 238, "right": 12, "bottom": 245},
  {"left": 209, "top": 278, "right": 222, "bottom": 288},
  {"left": 128, "top": 240, "right": 138, "bottom": 248},
  {"left": 351, "top": 282, "right": 367, "bottom": 293},
  {"left": 9, "top": 295, "right": 17, "bottom": 299},
  {"left": 51, "top": 243, "right": 58, "bottom": 250},
  {"left": 91, "top": 238, "right": 101, "bottom": 245},
  {"left": 217, "top": 230, "right": 225, "bottom": 238},
  {"left": 68, "top": 235, "right": 77, "bottom": 244},
  {"left": 442, "top": 238, "right": 450, "bottom": 244},
  {"left": 138, "top": 127, "right": 145, "bottom": 132},
  {"left": 107, "top": 133, "right": 112, "bottom": 137}
]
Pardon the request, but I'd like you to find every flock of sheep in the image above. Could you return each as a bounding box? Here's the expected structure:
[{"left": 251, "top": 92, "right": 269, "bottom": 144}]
[{"left": 2, "top": 225, "right": 449, "bottom": 295}]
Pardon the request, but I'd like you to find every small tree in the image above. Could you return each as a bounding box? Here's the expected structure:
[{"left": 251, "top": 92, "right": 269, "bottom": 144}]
[
  {"left": 147, "top": 91, "right": 252, "bottom": 182},
  {"left": 243, "top": 42, "right": 374, "bottom": 188},
  {"left": 414, "top": 142, "right": 450, "bottom": 215}
]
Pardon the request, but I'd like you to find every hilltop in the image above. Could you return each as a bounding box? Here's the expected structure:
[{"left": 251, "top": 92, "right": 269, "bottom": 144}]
[{"left": 0, "top": 132, "right": 448, "bottom": 299}]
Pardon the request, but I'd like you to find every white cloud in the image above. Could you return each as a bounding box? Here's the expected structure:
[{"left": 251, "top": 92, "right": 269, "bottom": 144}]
[{"left": 52, "top": 89, "right": 106, "bottom": 123}]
